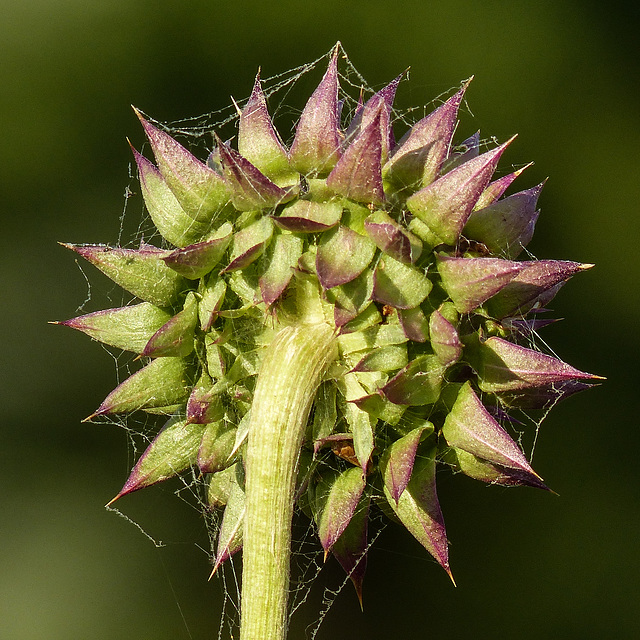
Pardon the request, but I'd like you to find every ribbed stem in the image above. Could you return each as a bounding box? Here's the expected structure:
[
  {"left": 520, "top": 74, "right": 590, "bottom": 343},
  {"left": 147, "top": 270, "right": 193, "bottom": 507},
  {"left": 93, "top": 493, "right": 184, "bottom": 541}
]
[{"left": 239, "top": 322, "right": 337, "bottom": 640}]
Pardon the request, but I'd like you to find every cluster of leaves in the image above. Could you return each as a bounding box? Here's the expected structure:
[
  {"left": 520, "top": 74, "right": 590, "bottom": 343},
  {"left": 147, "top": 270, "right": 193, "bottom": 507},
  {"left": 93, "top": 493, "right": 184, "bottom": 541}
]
[{"left": 58, "top": 48, "right": 599, "bottom": 595}]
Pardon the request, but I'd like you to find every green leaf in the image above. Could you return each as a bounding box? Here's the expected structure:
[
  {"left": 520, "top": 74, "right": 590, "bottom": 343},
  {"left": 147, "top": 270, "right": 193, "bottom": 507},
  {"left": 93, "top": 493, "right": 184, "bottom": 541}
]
[
  {"left": 137, "top": 112, "right": 231, "bottom": 223},
  {"left": 382, "top": 355, "right": 445, "bottom": 406},
  {"left": 315, "top": 467, "right": 366, "bottom": 556},
  {"left": 275, "top": 199, "right": 343, "bottom": 233},
  {"left": 259, "top": 232, "right": 303, "bottom": 306},
  {"left": 398, "top": 306, "right": 429, "bottom": 342},
  {"left": 311, "top": 381, "right": 338, "bottom": 444},
  {"left": 132, "top": 144, "right": 214, "bottom": 247},
  {"left": 381, "top": 426, "right": 430, "bottom": 503},
  {"left": 372, "top": 255, "right": 433, "bottom": 309},
  {"left": 57, "top": 302, "right": 171, "bottom": 353},
  {"left": 238, "top": 73, "right": 296, "bottom": 185},
  {"left": 337, "top": 320, "right": 407, "bottom": 356},
  {"left": 198, "top": 420, "right": 238, "bottom": 474},
  {"left": 384, "top": 449, "right": 452, "bottom": 578},
  {"left": 342, "top": 373, "right": 375, "bottom": 471},
  {"left": 161, "top": 222, "right": 233, "bottom": 279},
  {"left": 222, "top": 216, "right": 274, "bottom": 272},
  {"left": 92, "top": 357, "right": 191, "bottom": 417},
  {"left": 339, "top": 303, "right": 382, "bottom": 334},
  {"left": 316, "top": 225, "right": 376, "bottom": 290},
  {"left": 112, "top": 415, "right": 206, "bottom": 499},
  {"left": 64, "top": 244, "right": 187, "bottom": 307},
  {"left": 204, "top": 331, "right": 228, "bottom": 380},
  {"left": 351, "top": 392, "right": 405, "bottom": 425},
  {"left": 199, "top": 276, "right": 227, "bottom": 332},
  {"left": 212, "top": 467, "right": 245, "bottom": 573},
  {"left": 364, "top": 209, "right": 422, "bottom": 264},
  {"left": 351, "top": 344, "right": 408, "bottom": 373},
  {"left": 208, "top": 462, "right": 241, "bottom": 508},
  {"left": 142, "top": 291, "right": 198, "bottom": 358}
]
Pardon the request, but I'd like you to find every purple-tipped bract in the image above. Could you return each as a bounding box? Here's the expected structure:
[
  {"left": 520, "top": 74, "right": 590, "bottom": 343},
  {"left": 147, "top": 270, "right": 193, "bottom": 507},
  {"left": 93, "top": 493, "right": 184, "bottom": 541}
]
[{"left": 59, "top": 47, "right": 600, "bottom": 598}]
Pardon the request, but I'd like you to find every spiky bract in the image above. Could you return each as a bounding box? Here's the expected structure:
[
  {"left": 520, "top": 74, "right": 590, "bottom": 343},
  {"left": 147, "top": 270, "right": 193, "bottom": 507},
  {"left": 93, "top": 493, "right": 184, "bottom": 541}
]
[{"left": 59, "top": 48, "right": 599, "bottom": 593}]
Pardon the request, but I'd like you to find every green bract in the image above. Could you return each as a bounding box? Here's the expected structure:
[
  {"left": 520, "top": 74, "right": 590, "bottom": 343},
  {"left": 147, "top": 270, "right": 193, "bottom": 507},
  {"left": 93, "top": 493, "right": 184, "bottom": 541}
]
[{"left": 59, "top": 47, "right": 600, "bottom": 599}]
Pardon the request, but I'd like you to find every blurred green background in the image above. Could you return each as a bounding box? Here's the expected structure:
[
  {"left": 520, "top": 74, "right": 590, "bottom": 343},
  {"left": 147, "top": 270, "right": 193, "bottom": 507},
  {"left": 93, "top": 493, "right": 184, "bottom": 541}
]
[{"left": 2, "top": 0, "right": 638, "bottom": 638}]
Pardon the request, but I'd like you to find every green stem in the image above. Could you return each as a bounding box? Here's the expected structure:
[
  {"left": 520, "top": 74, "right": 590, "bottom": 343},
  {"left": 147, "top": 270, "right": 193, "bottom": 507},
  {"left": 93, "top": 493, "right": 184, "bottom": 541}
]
[{"left": 239, "top": 322, "right": 337, "bottom": 640}]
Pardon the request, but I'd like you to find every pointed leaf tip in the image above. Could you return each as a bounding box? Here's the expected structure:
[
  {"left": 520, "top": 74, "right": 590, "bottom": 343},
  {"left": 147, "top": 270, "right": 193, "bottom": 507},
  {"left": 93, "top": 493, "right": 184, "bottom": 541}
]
[
  {"left": 385, "top": 80, "right": 469, "bottom": 190},
  {"left": 474, "top": 162, "right": 534, "bottom": 211},
  {"left": 465, "top": 181, "right": 545, "bottom": 258},
  {"left": 67, "top": 243, "right": 187, "bottom": 307},
  {"left": 116, "top": 415, "right": 206, "bottom": 498},
  {"left": 105, "top": 494, "right": 121, "bottom": 508},
  {"left": 445, "top": 445, "right": 550, "bottom": 491},
  {"left": 315, "top": 467, "right": 366, "bottom": 555},
  {"left": 316, "top": 225, "right": 376, "bottom": 289},
  {"left": 130, "top": 142, "right": 215, "bottom": 247},
  {"left": 327, "top": 104, "right": 385, "bottom": 205},
  {"left": 215, "top": 134, "right": 293, "bottom": 211},
  {"left": 213, "top": 472, "right": 245, "bottom": 571},
  {"left": 238, "top": 72, "right": 293, "bottom": 182},
  {"left": 443, "top": 381, "right": 539, "bottom": 478},
  {"left": 407, "top": 137, "right": 515, "bottom": 245},
  {"left": 382, "top": 427, "right": 427, "bottom": 504},
  {"left": 58, "top": 303, "right": 172, "bottom": 354},
  {"left": 347, "top": 71, "right": 404, "bottom": 160},
  {"left": 290, "top": 52, "right": 342, "bottom": 176},
  {"left": 471, "top": 336, "right": 603, "bottom": 393},
  {"left": 141, "top": 292, "right": 198, "bottom": 358},
  {"left": 486, "top": 259, "right": 594, "bottom": 319},
  {"left": 93, "top": 356, "right": 191, "bottom": 416},
  {"left": 437, "top": 255, "right": 525, "bottom": 314},
  {"left": 330, "top": 492, "right": 370, "bottom": 606},
  {"left": 384, "top": 451, "right": 450, "bottom": 575},
  {"left": 135, "top": 112, "right": 230, "bottom": 222}
]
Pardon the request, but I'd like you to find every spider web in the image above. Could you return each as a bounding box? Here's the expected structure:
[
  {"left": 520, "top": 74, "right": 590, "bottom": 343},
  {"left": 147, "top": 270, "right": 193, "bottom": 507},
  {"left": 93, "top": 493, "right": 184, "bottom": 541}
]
[{"left": 74, "top": 42, "right": 564, "bottom": 639}]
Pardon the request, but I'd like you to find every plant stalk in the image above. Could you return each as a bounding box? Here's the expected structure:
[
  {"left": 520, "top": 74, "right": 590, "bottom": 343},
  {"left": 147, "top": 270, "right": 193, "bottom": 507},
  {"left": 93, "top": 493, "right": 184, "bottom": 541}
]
[{"left": 239, "top": 322, "right": 337, "bottom": 640}]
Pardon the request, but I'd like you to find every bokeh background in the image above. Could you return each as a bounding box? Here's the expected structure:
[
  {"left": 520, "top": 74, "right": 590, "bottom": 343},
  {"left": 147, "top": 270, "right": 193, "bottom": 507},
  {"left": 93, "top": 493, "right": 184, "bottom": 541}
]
[{"left": 2, "top": 1, "right": 638, "bottom": 638}]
